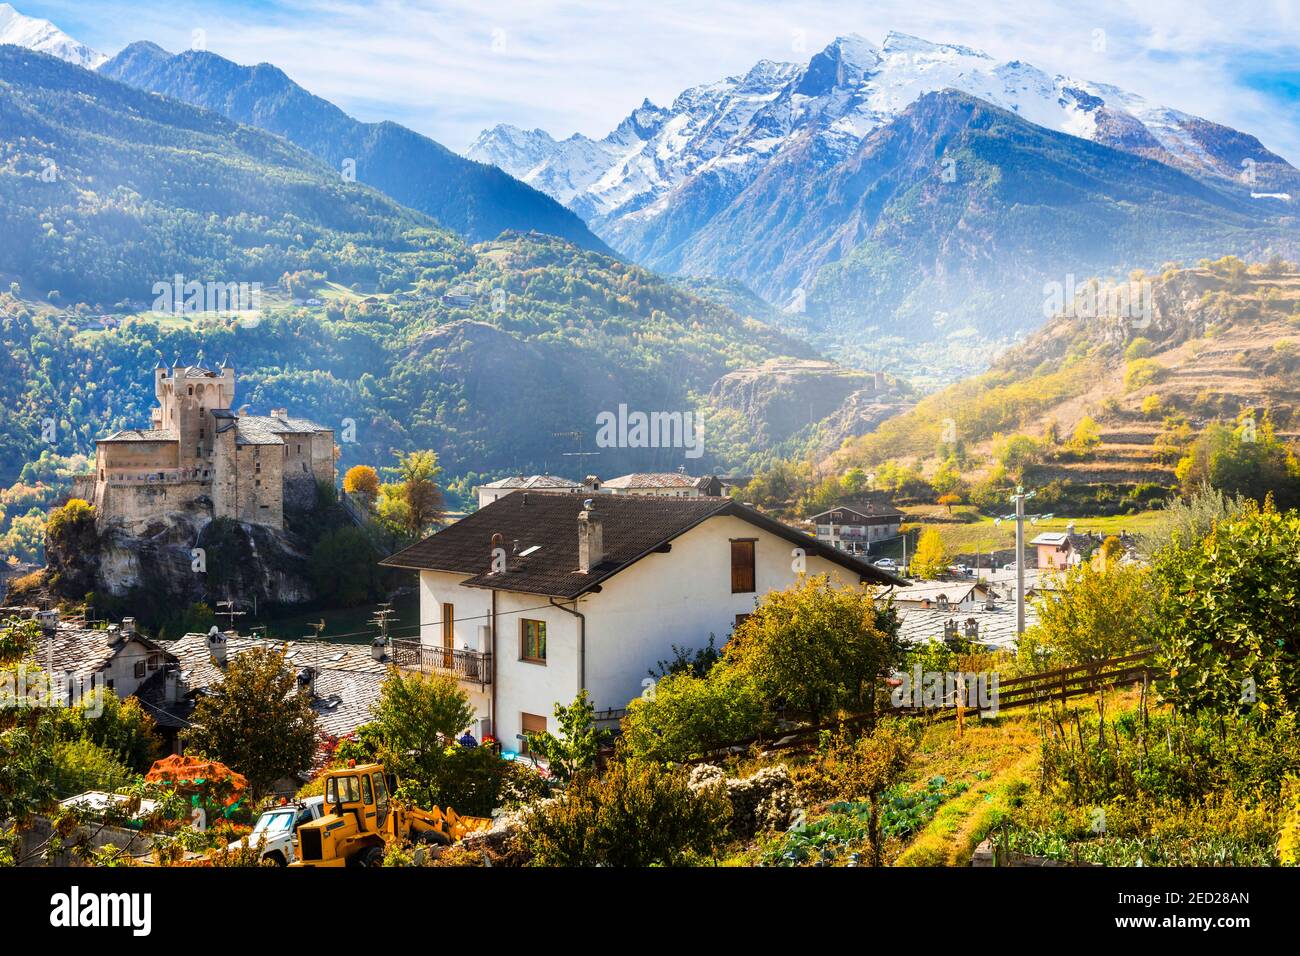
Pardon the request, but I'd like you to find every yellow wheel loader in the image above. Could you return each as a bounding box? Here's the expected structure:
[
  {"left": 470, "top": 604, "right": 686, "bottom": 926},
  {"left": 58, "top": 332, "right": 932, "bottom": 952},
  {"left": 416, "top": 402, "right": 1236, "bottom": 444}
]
[{"left": 290, "top": 762, "right": 492, "bottom": 867}]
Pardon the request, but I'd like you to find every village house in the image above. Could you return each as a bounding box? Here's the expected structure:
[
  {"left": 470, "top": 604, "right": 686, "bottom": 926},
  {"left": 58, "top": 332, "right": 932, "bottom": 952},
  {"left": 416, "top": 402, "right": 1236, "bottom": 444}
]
[
  {"left": 807, "top": 497, "right": 905, "bottom": 555},
  {"left": 74, "top": 360, "right": 335, "bottom": 532},
  {"left": 599, "top": 471, "right": 720, "bottom": 497},
  {"left": 381, "top": 492, "right": 904, "bottom": 749},
  {"left": 894, "top": 597, "right": 1037, "bottom": 652},
  {"left": 886, "top": 579, "right": 1000, "bottom": 610},
  {"left": 155, "top": 629, "right": 389, "bottom": 752},
  {"left": 1029, "top": 522, "right": 1133, "bottom": 567},
  {"left": 475, "top": 474, "right": 584, "bottom": 509}
]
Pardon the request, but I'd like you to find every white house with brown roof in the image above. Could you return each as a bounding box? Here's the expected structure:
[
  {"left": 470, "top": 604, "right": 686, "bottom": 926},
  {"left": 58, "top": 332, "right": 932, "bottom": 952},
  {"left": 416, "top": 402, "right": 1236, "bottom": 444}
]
[{"left": 381, "top": 493, "right": 904, "bottom": 751}]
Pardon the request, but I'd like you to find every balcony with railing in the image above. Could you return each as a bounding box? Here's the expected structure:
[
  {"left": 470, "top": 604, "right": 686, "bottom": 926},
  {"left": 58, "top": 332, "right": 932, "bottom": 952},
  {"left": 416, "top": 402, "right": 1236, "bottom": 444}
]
[{"left": 389, "top": 639, "right": 492, "bottom": 688}]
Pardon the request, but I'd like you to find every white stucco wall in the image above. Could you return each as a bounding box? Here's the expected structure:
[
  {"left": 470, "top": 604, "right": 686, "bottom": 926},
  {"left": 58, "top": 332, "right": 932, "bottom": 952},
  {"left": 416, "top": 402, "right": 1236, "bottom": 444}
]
[{"left": 416, "top": 514, "right": 874, "bottom": 747}]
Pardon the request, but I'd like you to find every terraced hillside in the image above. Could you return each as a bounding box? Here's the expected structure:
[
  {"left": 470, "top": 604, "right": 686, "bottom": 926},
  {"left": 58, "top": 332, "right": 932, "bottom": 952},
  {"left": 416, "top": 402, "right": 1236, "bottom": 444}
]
[{"left": 833, "top": 258, "right": 1300, "bottom": 509}]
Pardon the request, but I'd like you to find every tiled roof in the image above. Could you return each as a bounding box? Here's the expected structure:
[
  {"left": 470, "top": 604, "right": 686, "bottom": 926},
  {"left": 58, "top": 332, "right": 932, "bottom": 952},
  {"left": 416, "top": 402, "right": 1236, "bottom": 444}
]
[
  {"left": 233, "top": 418, "right": 286, "bottom": 445},
  {"left": 895, "top": 600, "right": 1040, "bottom": 651},
  {"left": 807, "top": 498, "right": 905, "bottom": 521},
  {"left": 481, "top": 474, "right": 580, "bottom": 490},
  {"left": 158, "top": 632, "right": 389, "bottom": 739},
  {"left": 24, "top": 623, "right": 172, "bottom": 676},
  {"left": 382, "top": 491, "right": 905, "bottom": 598},
  {"left": 886, "top": 580, "right": 998, "bottom": 605},
  {"left": 602, "top": 472, "right": 701, "bottom": 489},
  {"left": 232, "top": 414, "right": 328, "bottom": 444},
  {"left": 100, "top": 428, "right": 178, "bottom": 443}
]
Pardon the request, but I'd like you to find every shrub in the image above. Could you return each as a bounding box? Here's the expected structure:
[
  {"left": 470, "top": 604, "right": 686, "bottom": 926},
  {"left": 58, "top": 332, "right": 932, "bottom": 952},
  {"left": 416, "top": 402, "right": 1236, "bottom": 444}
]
[
  {"left": 51, "top": 738, "right": 134, "bottom": 798},
  {"left": 518, "top": 759, "right": 730, "bottom": 866},
  {"left": 622, "top": 667, "right": 768, "bottom": 762},
  {"left": 1124, "top": 337, "right": 1154, "bottom": 361},
  {"left": 45, "top": 498, "right": 96, "bottom": 552},
  {"left": 724, "top": 575, "right": 903, "bottom": 725},
  {"left": 1124, "top": 358, "right": 1166, "bottom": 392}
]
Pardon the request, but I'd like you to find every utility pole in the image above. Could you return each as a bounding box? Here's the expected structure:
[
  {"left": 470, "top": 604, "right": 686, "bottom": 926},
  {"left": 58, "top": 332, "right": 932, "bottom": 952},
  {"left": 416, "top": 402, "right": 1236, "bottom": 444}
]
[
  {"left": 368, "top": 602, "right": 396, "bottom": 651},
  {"left": 1014, "top": 488, "right": 1026, "bottom": 635},
  {"left": 995, "top": 487, "right": 1053, "bottom": 634}
]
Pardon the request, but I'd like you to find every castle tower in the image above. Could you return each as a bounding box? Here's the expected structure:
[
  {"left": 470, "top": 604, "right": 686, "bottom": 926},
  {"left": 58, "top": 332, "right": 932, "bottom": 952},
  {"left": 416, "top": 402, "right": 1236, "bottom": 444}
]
[{"left": 156, "top": 360, "right": 237, "bottom": 471}]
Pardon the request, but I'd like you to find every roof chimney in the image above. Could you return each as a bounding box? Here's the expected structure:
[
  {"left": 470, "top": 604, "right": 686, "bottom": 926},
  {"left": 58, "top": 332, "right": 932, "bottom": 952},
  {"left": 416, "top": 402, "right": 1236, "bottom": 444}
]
[
  {"left": 578, "top": 501, "right": 603, "bottom": 573},
  {"left": 163, "top": 665, "right": 186, "bottom": 705},
  {"left": 297, "top": 666, "right": 317, "bottom": 698},
  {"left": 207, "top": 626, "right": 227, "bottom": 666},
  {"left": 582, "top": 475, "right": 600, "bottom": 492},
  {"left": 371, "top": 636, "right": 388, "bottom": 662},
  {"left": 121, "top": 617, "right": 135, "bottom": 637},
  {"left": 1066, "top": 521, "right": 1076, "bottom": 536}
]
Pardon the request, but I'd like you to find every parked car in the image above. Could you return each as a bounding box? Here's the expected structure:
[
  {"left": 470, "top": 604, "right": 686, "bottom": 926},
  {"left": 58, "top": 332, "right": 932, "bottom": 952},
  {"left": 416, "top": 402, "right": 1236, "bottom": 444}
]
[
  {"left": 230, "top": 796, "right": 325, "bottom": 865},
  {"left": 874, "top": 558, "right": 899, "bottom": 571}
]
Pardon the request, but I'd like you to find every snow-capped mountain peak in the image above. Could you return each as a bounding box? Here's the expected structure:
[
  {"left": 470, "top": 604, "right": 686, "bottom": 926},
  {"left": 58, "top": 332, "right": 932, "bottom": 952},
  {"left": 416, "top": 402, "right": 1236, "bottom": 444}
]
[
  {"left": 0, "top": 3, "right": 106, "bottom": 69},
  {"left": 468, "top": 29, "right": 1292, "bottom": 261}
]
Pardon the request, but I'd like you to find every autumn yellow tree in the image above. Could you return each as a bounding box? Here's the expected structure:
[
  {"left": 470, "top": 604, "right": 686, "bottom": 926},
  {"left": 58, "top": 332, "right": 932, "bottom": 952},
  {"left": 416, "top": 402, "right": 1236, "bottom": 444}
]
[
  {"left": 910, "top": 528, "right": 948, "bottom": 580},
  {"left": 342, "top": 464, "right": 380, "bottom": 504}
]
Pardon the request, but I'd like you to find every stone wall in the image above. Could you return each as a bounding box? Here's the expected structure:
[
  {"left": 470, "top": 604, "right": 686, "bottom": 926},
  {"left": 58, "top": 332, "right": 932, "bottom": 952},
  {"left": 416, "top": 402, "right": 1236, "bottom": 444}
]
[{"left": 97, "top": 479, "right": 211, "bottom": 533}]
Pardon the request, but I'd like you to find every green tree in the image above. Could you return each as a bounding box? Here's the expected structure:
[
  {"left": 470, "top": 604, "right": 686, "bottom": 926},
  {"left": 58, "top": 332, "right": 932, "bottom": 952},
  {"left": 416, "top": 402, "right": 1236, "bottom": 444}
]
[
  {"left": 182, "top": 648, "right": 318, "bottom": 796},
  {"left": 368, "top": 669, "right": 474, "bottom": 804},
  {"left": 307, "top": 527, "right": 377, "bottom": 606},
  {"left": 622, "top": 667, "right": 768, "bottom": 762},
  {"left": 1152, "top": 505, "right": 1300, "bottom": 719},
  {"left": 65, "top": 689, "right": 160, "bottom": 773},
  {"left": 1175, "top": 415, "right": 1300, "bottom": 509},
  {"left": 723, "top": 575, "right": 902, "bottom": 726},
  {"left": 1019, "top": 563, "right": 1151, "bottom": 671},
  {"left": 0, "top": 616, "right": 39, "bottom": 664},
  {"left": 525, "top": 690, "right": 603, "bottom": 784}
]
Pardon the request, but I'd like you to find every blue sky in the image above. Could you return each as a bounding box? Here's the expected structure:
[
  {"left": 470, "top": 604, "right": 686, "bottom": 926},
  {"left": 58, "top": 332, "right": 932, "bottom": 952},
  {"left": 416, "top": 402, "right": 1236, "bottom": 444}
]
[{"left": 18, "top": 0, "right": 1300, "bottom": 162}]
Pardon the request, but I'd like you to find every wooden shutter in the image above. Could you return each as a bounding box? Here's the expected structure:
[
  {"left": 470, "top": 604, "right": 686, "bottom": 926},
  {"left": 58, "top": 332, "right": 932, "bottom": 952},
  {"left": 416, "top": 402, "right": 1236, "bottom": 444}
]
[{"left": 731, "top": 539, "right": 756, "bottom": 593}]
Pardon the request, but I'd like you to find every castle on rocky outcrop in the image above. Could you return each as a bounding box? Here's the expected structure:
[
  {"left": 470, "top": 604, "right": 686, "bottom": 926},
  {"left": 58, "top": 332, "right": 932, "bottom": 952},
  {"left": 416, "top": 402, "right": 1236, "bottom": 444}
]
[{"left": 75, "top": 360, "right": 335, "bottom": 532}]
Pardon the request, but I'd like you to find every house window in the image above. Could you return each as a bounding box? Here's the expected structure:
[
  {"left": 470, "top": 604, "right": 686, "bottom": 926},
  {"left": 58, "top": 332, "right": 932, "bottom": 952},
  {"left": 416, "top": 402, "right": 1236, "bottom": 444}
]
[
  {"left": 441, "top": 603, "right": 455, "bottom": 666},
  {"left": 731, "top": 539, "right": 756, "bottom": 593},
  {"left": 133, "top": 661, "right": 146, "bottom": 679},
  {"left": 735, "top": 613, "right": 751, "bottom": 628},
  {"left": 520, "top": 712, "right": 547, "bottom": 753},
  {"left": 148, "top": 654, "right": 160, "bottom": 671},
  {"left": 520, "top": 619, "right": 547, "bottom": 663}
]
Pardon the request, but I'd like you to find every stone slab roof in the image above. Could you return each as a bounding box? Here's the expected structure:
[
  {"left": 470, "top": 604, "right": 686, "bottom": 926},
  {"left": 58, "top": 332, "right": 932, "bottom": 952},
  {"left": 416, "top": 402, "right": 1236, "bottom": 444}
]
[
  {"left": 896, "top": 600, "right": 1039, "bottom": 651},
  {"left": 481, "top": 474, "right": 581, "bottom": 490},
  {"left": 158, "top": 632, "right": 389, "bottom": 740},
  {"left": 100, "top": 428, "right": 179, "bottom": 443},
  {"left": 602, "top": 472, "right": 701, "bottom": 489}
]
